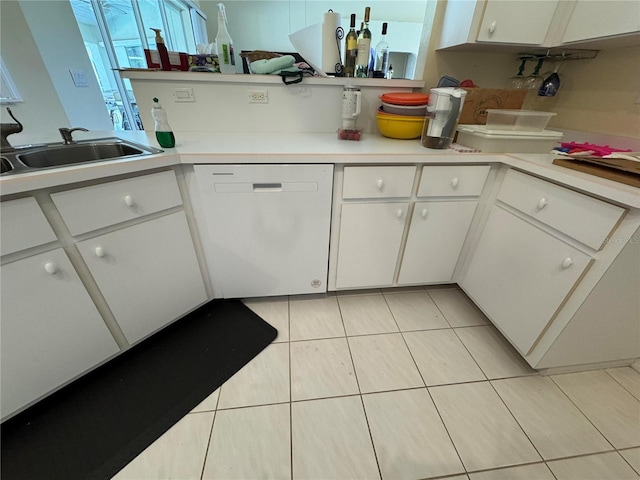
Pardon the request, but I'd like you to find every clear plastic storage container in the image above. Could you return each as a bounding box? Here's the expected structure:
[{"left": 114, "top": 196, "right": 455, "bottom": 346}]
[
  {"left": 456, "top": 125, "right": 563, "bottom": 153},
  {"left": 485, "top": 109, "right": 556, "bottom": 132}
]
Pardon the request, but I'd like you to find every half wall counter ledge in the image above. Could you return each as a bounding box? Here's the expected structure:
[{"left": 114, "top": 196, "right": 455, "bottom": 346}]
[{"left": 119, "top": 69, "right": 424, "bottom": 138}]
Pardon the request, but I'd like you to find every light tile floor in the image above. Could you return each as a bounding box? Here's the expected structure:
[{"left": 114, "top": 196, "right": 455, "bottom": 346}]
[{"left": 114, "top": 287, "right": 640, "bottom": 480}]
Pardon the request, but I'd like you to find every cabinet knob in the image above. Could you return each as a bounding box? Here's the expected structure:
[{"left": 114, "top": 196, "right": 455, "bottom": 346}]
[
  {"left": 376, "top": 179, "right": 384, "bottom": 191},
  {"left": 396, "top": 209, "right": 403, "bottom": 218},
  {"left": 451, "top": 177, "right": 459, "bottom": 188},
  {"left": 537, "top": 198, "right": 548, "bottom": 210},
  {"left": 561, "top": 257, "right": 574, "bottom": 269},
  {"left": 124, "top": 195, "right": 135, "bottom": 207},
  {"left": 488, "top": 20, "right": 497, "bottom": 34},
  {"left": 95, "top": 246, "right": 106, "bottom": 258},
  {"left": 421, "top": 208, "right": 428, "bottom": 219},
  {"left": 44, "top": 262, "right": 58, "bottom": 275}
]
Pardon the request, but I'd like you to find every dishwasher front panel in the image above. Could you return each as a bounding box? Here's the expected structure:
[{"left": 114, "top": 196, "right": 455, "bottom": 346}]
[{"left": 193, "top": 164, "right": 334, "bottom": 298}]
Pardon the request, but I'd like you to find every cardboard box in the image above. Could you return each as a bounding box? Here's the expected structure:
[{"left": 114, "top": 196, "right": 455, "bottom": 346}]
[
  {"left": 459, "top": 88, "right": 528, "bottom": 125},
  {"left": 144, "top": 49, "right": 189, "bottom": 71}
]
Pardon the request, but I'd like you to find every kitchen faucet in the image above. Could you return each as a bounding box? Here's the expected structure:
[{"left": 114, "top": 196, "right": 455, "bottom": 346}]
[
  {"left": 59, "top": 127, "right": 89, "bottom": 145},
  {"left": 1, "top": 107, "right": 23, "bottom": 148}
]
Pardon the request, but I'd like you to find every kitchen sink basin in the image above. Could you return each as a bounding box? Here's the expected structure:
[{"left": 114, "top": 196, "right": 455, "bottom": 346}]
[{"left": 1, "top": 138, "right": 163, "bottom": 175}]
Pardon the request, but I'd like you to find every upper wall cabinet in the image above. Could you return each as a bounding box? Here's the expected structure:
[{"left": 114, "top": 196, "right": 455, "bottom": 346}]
[
  {"left": 438, "top": 0, "right": 560, "bottom": 49},
  {"left": 438, "top": 0, "right": 640, "bottom": 50},
  {"left": 559, "top": 0, "right": 640, "bottom": 45}
]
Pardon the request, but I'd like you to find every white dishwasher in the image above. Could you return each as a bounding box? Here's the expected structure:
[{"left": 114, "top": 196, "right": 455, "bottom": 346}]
[{"left": 193, "top": 164, "right": 334, "bottom": 298}]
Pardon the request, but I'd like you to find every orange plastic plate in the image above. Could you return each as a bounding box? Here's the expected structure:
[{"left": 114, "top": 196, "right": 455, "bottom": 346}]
[{"left": 379, "top": 92, "right": 429, "bottom": 106}]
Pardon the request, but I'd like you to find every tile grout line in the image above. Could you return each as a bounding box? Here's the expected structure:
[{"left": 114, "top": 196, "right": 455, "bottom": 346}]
[
  {"left": 382, "top": 291, "right": 469, "bottom": 477},
  {"left": 603, "top": 368, "right": 640, "bottom": 402},
  {"left": 287, "top": 296, "right": 294, "bottom": 480},
  {"left": 547, "top": 374, "right": 619, "bottom": 453},
  {"left": 335, "top": 293, "right": 383, "bottom": 480},
  {"left": 199, "top": 400, "right": 219, "bottom": 480}
]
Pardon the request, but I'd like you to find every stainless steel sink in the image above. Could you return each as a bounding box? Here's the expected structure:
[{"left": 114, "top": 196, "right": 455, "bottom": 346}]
[{"left": 1, "top": 138, "right": 163, "bottom": 175}]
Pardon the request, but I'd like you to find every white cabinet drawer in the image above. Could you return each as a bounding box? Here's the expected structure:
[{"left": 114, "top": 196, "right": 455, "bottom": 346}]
[
  {"left": 498, "top": 169, "right": 625, "bottom": 250},
  {"left": 51, "top": 170, "right": 182, "bottom": 235},
  {"left": 1, "top": 197, "right": 57, "bottom": 256},
  {"left": 342, "top": 166, "right": 416, "bottom": 199},
  {"left": 417, "top": 165, "right": 490, "bottom": 197}
]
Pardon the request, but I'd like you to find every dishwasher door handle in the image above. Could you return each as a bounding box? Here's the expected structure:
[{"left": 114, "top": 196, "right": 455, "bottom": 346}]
[{"left": 253, "top": 183, "right": 283, "bottom": 191}]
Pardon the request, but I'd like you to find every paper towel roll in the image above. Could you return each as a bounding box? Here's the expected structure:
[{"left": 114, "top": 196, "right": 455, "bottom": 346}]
[{"left": 322, "top": 11, "right": 341, "bottom": 75}]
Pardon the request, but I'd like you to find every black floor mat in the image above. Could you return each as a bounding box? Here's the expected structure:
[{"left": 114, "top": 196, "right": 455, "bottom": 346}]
[{"left": 1, "top": 299, "right": 277, "bottom": 480}]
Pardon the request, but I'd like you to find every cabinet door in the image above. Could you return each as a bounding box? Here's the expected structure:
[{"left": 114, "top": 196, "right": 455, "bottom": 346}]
[
  {"left": 398, "top": 201, "right": 477, "bottom": 285},
  {"left": 461, "top": 206, "right": 591, "bottom": 355},
  {"left": 77, "top": 211, "right": 207, "bottom": 344},
  {"left": 562, "top": 0, "right": 640, "bottom": 43},
  {"left": 1, "top": 248, "right": 119, "bottom": 418},
  {"left": 336, "top": 202, "right": 409, "bottom": 289},
  {"left": 1, "top": 196, "right": 57, "bottom": 256},
  {"left": 477, "top": 0, "right": 558, "bottom": 45}
]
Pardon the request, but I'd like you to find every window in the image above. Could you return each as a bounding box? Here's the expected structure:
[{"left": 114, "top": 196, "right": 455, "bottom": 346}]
[
  {"left": 0, "top": 56, "right": 23, "bottom": 104},
  {"left": 70, "top": 0, "right": 206, "bottom": 130}
]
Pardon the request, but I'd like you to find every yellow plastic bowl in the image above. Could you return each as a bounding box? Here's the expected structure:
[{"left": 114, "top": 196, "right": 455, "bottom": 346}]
[{"left": 376, "top": 112, "right": 425, "bottom": 139}]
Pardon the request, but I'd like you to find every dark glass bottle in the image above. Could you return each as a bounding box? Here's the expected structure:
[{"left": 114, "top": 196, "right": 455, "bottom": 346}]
[{"left": 343, "top": 14, "right": 358, "bottom": 77}]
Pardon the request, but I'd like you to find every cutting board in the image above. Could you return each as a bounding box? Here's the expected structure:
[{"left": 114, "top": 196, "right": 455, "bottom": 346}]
[{"left": 553, "top": 157, "right": 640, "bottom": 188}]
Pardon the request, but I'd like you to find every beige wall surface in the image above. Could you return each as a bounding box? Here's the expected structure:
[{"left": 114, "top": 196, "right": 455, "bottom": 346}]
[{"left": 421, "top": 1, "right": 640, "bottom": 140}]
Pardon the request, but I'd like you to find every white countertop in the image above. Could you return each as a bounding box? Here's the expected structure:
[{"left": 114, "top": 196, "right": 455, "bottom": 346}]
[{"left": 2, "top": 130, "right": 638, "bottom": 208}]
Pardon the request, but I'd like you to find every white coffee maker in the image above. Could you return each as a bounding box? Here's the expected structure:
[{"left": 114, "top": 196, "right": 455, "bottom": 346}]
[{"left": 421, "top": 87, "right": 467, "bottom": 149}]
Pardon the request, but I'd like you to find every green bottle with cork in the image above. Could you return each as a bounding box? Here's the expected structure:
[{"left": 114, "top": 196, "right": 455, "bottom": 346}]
[{"left": 151, "top": 97, "right": 175, "bottom": 148}]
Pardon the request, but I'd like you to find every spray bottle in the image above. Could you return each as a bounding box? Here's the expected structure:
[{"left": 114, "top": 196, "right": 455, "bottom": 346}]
[
  {"left": 150, "top": 28, "right": 171, "bottom": 71},
  {"left": 216, "top": 3, "right": 236, "bottom": 74},
  {"left": 151, "top": 98, "right": 175, "bottom": 148}
]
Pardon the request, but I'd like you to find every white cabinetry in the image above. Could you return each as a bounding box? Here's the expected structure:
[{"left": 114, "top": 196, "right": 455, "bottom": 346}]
[
  {"left": 560, "top": 0, "right": 640, "bottom": 44},
  {"left": 337, "top": 202, "right": 409, "bottom": 288},
  {"left": 398, "top": 201, "right": 478, "bottom": 285},
  {"left": 462, "top": 206, "right": 591, "bottom": 355},
  {"left": 461, "top": 168, "right": 626, "bottom": 357},
  {"left": 0, "top": 198, "right": 118, "bottom": 419},
  {"left": 52, "top": 170, "right": 207, "bottom": 344},
  {"left": 398, "top": 165, "right": 490, "bottom": 285},
  {"left": 439, "top": 0, "right": 559, "bottom": 49},
  {"left": 335, "top": 166, "right": 415, "bottom": 289},
  {"left": 331, "top": 164, "right": 491, "bottom": 290},
  {"left": 77, "top": 212, "right": 206, "bottom": 344}
]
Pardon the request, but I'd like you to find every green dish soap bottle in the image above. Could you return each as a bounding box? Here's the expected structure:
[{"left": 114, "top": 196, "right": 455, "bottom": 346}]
[{"left": 151, "top": 97, "right": 175, "bottom": 148}]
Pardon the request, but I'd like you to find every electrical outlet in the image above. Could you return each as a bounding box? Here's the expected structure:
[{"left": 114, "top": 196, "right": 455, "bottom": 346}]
[{"left": 248, "top": 89, "right": 268, "bottom": 103}]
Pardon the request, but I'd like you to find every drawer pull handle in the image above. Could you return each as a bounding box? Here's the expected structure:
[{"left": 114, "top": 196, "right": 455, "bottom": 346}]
[
  {"left": 562, "top": 257, "right": 574, "bottom": 269},
  {"left": 124, "top": 195, "right": 135, "bottom": 207},
  {"left": 396, "top": 209, "right": 403, "bottom": 219},
  {"left": 488, "top": 21, "right": 497, "bottom": 34},
  {"left": 451, "top": 177, "right": 459, "bottom": 188},
  {"left": 376, "top": 179, "right": 384, "bottom": 191},
  {"left": 421, "top": 208, "right": 428, "bottom": 219},
  {"left": 95, "top": 247, "right": 106, "bottom": 258},
  {"left": 44, "top": 262, "right": 58, "bottom": 275},
  {"left": 537, "top": 198, "right": 548, "bottom": 209}
]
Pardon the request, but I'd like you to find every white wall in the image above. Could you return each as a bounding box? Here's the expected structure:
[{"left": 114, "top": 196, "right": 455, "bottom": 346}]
[
  {"left": 0, "top": 0, "right": 69, "bottom": 138},
  {"left": 0, "top": 0, "right": 112, "bottom": 138},
  {"left": 128, "top": 78, "right": 412, "bottom": 134}
]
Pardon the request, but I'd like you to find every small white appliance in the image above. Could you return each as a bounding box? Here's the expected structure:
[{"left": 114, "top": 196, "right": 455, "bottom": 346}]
[
  {"left": 341, "top": 85, "right": 362, "bottom": 129},
  {"left": 422, "top": 87, "right": 467, "bottom": 149}
]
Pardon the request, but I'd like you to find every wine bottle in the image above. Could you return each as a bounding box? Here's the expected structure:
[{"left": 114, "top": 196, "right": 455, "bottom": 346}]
[
  {"left": 355, "top": 7, "right": 371, "bottom": 78},
  {"left": 344, "top": 14, "right": 358, "bottom": 77},
  {"left": 373, "top": 22, "right": 389, "bottom": 78}
]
